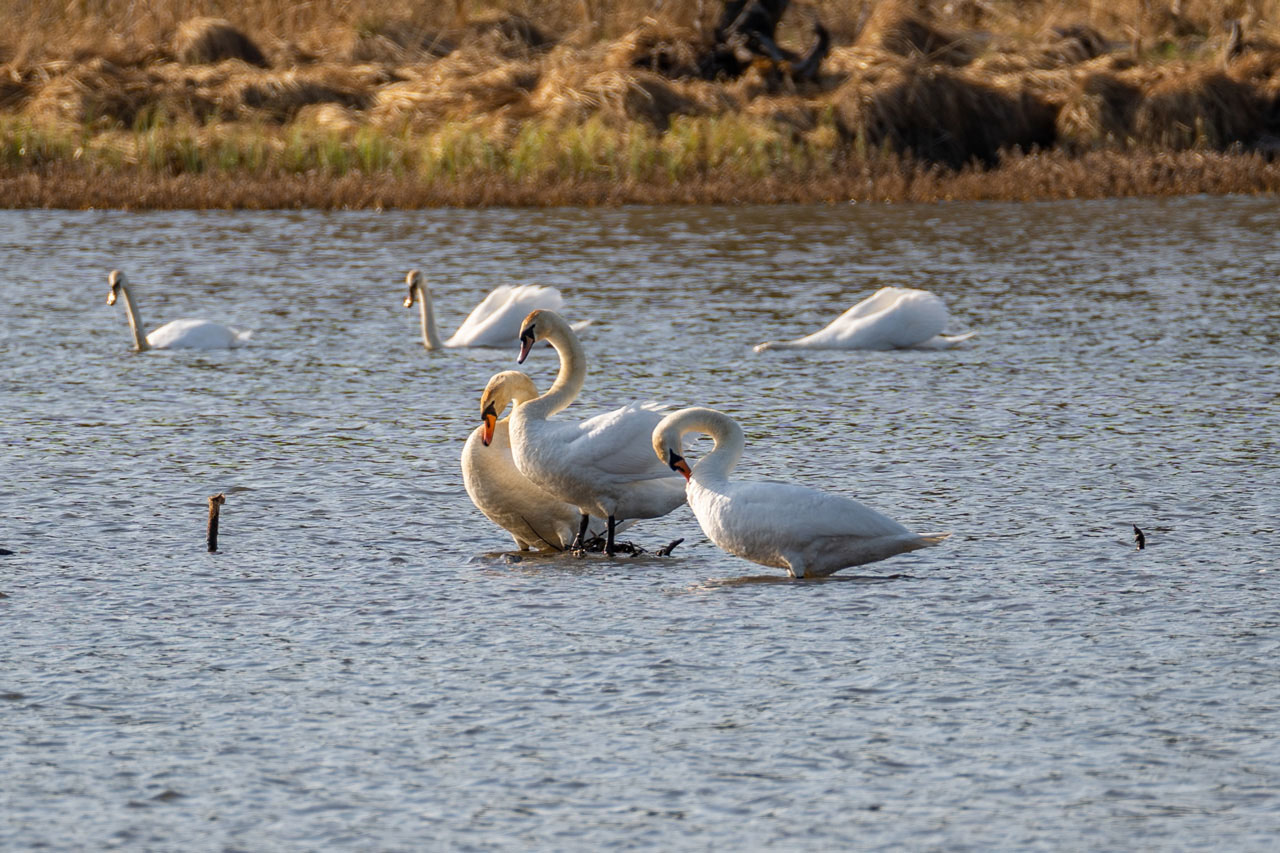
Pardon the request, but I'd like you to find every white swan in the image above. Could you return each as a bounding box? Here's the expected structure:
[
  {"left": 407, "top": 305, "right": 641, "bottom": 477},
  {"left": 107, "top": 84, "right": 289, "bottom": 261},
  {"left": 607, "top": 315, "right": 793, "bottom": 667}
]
[
  {"left": 404, "top": 269, "right": 578, "bottom": 350},
  {"left": 652, "top": 407, "right": 950, "bottom": 577},
  {"left": 463, "top": 370, "right": 628, "bottom": 550},
  {"left": 753, "top": 286, "right": 974, "bottom": 352},
  {"left": 107, "top": 270, "right": 251, "bottom": 351},
  {"left": 508, "top": 309, "right": 687, "bottom": 555}
]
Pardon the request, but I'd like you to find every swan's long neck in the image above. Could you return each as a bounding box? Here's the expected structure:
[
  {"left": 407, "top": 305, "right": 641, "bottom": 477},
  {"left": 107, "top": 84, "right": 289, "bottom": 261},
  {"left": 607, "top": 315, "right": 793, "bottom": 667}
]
[
  {"left": 524, "top": 322, "right": 585, "bottom": 420},
  {"left": 414, "top": 280, "right": 445, "bottom": 351},
  {"left": 686, "top": 409, "right": 744, "bottom": 483},
  {"left": 117, "top": 281, "right": 150, "bottom": 352}
]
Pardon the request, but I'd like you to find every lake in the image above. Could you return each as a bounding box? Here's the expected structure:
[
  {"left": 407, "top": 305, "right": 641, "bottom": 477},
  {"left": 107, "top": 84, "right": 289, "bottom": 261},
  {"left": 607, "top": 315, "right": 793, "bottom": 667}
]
[{"left": 2, "top": 197, "right": 1278, "bottom": 850}]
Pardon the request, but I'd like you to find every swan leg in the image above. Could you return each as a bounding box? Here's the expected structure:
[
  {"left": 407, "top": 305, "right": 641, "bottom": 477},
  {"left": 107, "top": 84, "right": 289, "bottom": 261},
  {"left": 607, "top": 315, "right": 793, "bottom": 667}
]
[
  {"left": 605, "top": 516, "right": 617, "bottom": 556},
  {"left": 571, "top": 514, "right": 590, "bottom": 550}
]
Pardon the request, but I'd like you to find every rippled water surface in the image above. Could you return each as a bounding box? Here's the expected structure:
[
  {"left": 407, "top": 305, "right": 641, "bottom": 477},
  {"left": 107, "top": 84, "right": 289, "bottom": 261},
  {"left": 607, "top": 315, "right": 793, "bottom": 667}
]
[{"left": 3, "top": 198, "right": 1279, "bottom": 850}]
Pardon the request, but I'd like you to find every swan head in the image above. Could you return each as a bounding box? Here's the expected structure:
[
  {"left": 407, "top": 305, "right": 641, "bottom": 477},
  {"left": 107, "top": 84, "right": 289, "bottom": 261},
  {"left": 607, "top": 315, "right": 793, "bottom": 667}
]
[
  {"left": 402, "top": 269, "right": 423, "bottom": 308},
  {"left": 479, "top": 370, "right": 539, "bottom": 446},
  {"left": 106, "top": 269, "right": 126, "bottom": 306},
  {"left": 652, "top": 425, "right": 692, "bottom": 481},
  {"left": 516, "top": 309, "right": 574, "bottom": 364},
  {"left": 516, "top": 309, "right": 546, "bottom": 364}
]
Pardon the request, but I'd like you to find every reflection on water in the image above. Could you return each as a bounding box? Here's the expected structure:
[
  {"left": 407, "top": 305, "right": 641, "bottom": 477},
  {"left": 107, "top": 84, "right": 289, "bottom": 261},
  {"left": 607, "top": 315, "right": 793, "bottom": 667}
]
[{"left": 2, "top": 197, "right": 1279, "bottom": 851}]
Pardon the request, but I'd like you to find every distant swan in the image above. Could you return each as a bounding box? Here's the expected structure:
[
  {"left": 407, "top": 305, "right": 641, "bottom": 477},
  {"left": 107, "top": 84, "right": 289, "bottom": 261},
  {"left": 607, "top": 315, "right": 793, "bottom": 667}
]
[
  {"left": 107, "top": 270, "right": 250, "bottom": 351},
  {"left": 753, "top": 286, "right": 974, "bottom": 352},
  {"left": 508, "top": 309, "right": 686, "bottom": 555},
  {"left": 464, "top": 370, "right": 628, "bottom": 550},
  {"left": 403, "top": 269, "right": 582, "bottom": 350},
  {"left": 653, "top": 406, "right": 950, "bottom": 577}
]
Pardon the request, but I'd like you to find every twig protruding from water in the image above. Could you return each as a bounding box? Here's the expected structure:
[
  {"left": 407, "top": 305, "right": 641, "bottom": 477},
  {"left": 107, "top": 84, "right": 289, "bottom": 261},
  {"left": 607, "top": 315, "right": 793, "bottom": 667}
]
[{"left": 208, "top": 493, "right": 226, "bottom": 553}]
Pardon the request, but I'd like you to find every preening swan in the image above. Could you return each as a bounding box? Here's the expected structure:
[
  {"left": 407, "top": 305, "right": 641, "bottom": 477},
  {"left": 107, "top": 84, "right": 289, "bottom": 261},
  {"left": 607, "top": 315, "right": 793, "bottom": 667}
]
[
  {"left": 464, "top": 370, "right": 628, "bottom": 550},
  {"left": 653, "top": 407, "right": 949, "bottom": 577},
  {"left": 753, "top": 286, "right": 974, "bottom": 352},
  {"left": 508, "top": 309, "right": 686, "bottom": 555},
  {"left": 106, "top": 270, "right": 251, "bottom": 351},
  {"left": 404, "top": 269, "right": 578, "bottom": 350}
]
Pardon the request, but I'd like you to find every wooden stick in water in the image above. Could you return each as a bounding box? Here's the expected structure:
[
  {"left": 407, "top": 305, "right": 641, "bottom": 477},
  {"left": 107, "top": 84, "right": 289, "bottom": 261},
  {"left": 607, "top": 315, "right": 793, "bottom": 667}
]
[{"left": 207, "top": 493, "right": 225, "bottom": 553}]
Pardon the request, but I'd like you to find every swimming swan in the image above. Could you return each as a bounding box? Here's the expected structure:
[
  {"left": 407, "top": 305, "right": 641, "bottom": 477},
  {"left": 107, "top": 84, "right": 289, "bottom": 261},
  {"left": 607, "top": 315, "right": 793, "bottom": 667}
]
[
  {"left": 465, "top": 370, "right": 628, "bottom": 550},
  {"left": 404, "top": 269, "right": 579, "bottom": 350},
  {"left": 753, "top": 286, "right": 974, "bottom": 352},
  {"left": 508, "top": 309, "right": 686, "bottom": 555},
  {"left": 653, "top": 406, "right": 950, "bottom": 577},
  {"left": 107, "top": 270, "right": 251, "bottom": 351}
]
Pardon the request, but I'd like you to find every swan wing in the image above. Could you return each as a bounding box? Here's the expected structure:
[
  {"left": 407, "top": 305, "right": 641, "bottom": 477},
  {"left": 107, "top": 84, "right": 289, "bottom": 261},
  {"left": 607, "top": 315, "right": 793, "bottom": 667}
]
[
  {"left": 146, "top": 319, "right": 248, "bottom": 350},
  {"left": 724, "top": 480, "right": 913, "bottom": 540},
  {"left": 446, "top": 284, "right": 565, "bottom": 348},
  {"left": 570, "top": 403, "right": 677, "bottom": 481},
  {"left": 818, "top": 288, "right": 948, "bottom": 349}
]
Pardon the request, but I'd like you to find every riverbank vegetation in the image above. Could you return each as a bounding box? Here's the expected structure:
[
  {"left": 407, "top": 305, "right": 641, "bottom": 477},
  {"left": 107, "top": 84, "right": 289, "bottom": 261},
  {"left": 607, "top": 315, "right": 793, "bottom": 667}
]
[{"left": 3, "top": 0, "right": 1280, "bottom": 207}]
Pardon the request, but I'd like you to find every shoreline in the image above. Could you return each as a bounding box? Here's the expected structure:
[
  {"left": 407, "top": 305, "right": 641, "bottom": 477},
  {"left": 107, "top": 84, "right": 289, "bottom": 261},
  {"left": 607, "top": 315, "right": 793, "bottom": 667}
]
[{"left": 4, "top": 151, "right": 1279, "bottom": 209}]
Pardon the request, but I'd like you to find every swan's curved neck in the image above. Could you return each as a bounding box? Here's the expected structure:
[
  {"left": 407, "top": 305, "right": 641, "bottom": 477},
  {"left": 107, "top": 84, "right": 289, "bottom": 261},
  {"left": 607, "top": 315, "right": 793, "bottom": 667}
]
[
  {"left": 525, "top": 323, "right": 585, "bottom": 419},
  {"left": 117, "top": 281, "right": 150, "bottom": 352},
  {"left": 414, "top": 280, "right": 445, "bottom": 351},
  {"left": 687, "top": 409, "right": 744, "bottom": 482}
]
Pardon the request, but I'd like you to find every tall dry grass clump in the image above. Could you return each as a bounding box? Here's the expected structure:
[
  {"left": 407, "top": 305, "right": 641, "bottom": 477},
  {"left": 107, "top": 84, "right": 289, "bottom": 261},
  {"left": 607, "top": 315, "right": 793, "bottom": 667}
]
[
  {"left": 172, "top": 18, "right": 268, "bottom": 67},
  {"left": 834, "top": 59, "right": 1058, "bottom": 167}
]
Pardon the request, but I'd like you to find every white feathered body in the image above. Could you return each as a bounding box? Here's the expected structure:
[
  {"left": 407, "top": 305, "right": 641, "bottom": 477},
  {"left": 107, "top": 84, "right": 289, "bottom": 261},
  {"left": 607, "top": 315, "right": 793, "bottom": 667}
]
[
  {"left": 686, "top": 473, "right": 947, "bottom": 577},
  {"left": 446, "top": 285, "right": 564, "bottom": 348},
  {"left": 510, "top": 402, "right": 687, "bottom": 522},
  {"left": 461, "top": 419, "right": 625, "bottom": 550},
  {"left": 146, "top": 318, "right": 251, "bottom": 350},
  {"left": 756, "top": 287, "right": 973, "bottom": 352}
]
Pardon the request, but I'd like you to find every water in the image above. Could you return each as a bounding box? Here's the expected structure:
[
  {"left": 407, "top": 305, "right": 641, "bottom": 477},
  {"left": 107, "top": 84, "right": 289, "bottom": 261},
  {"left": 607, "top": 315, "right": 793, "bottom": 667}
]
[{"left": 2, "top": 198, "right": 1278, "bottom": 850}]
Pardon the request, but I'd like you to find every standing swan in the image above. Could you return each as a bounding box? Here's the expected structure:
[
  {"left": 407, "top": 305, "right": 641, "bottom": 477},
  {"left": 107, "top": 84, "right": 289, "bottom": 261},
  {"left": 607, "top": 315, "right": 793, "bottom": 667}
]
[
  {"left": 508, "top": 309, "right": 686, "bottom": 555},
  {"left": 404, "top": 269, "right": 575, "bottom": 350},
  {"left": 464, "top": 370, "right": 628, "bottom": 550},
  {"left": 753, "top": 286, "right": 974, "bottom": 352},
  {"left": 107, "top": 270, "right": 251, "bottom": 351},
  {"left": 652, "top": 407, "right": 950, "bottom": 577}
]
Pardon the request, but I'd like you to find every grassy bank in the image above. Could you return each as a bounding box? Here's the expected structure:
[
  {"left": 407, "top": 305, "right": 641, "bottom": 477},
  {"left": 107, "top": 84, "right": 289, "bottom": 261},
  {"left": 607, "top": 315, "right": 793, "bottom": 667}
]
[{"left": 3, "top": 1, "right": 1280, "bottom": 207}]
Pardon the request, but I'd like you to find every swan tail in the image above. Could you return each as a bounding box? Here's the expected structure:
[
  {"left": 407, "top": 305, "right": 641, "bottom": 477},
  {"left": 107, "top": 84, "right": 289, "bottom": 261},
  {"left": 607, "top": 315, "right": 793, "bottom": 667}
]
[
  {"left": 569, "top": 319, "right": 593, "bottom": 333},
  {"left": 914, "top": 532, "right": 951, "bottom": 548}
]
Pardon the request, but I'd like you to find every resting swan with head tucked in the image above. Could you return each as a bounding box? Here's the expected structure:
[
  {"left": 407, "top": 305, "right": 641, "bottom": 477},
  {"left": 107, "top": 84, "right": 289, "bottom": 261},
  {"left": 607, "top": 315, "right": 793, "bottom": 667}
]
[
  {"left": 506, "top": 309, "right": 686, "bottom": 555},
  {"left": 464, "top": 370, "right": 629, "bottom": 550},
  {"left": 753, "top": 286, "right": 974, "bottom": 352},
  {"left": 653, "top": 407, "right": 950, "bottom": 577},
  {"left": 404, "top": 269, "right": 580, "bottom": 350},
  {"left": 107, "top": 270, "right": 251, "bottom": 351}
]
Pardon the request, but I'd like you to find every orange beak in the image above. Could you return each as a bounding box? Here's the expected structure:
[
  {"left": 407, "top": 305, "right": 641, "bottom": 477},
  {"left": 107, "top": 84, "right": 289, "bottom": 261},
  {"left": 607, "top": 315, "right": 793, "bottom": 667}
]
[
  {"left": 517, "top": 334, "right": 535, "bottom": 364},
  {"left": 481, "top": 411, "right": 497, "bottom": 446},
  {"left": 106, "top": 291, "right": 117, "bottom": 306},
  {"left": 673, "top": 458, "right": 692, "bottom": 481}
]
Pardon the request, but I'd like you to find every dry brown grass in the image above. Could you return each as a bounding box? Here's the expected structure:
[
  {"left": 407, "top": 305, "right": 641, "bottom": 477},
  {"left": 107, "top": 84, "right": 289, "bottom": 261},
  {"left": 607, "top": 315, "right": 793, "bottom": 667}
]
[{"left": 4, "top": 0, "right": 1280, "bottom": 205}]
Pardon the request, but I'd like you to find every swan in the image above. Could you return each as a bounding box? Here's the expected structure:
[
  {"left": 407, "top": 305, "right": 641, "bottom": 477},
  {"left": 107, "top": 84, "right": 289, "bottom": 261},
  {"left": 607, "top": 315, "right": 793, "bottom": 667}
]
[
  {"left": 404, "top": 269, "right": 583, "bottom": 350},
  {"left": 464, "top": 370, "right": 629, "bottom": 550},
  {"left": 106, "top": 270, "right": 251, "bottom": 351},
  {"left": 652, "top": 407, "right": 950, "bottom": 577},
  {"left": 753, "top": 286, "right": 974, "bottom": 352},
  {"left": 508, "top": 309, "right": 687, "bottom": 555}
]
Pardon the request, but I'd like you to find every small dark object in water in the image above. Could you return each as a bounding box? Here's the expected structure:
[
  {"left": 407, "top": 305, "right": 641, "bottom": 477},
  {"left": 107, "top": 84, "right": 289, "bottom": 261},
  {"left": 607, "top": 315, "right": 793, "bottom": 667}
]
[
  {"left": 1133, "top": 525, "right": 1145, "bottom": 550},
  {"left": 207, "top": 493, "right": 225, "bottom": 553},
  {"left": 0, "top": 547, "right": 13, "bottom": 555},
  {"left": 655, "top": 538, "right": 684, "bottom": 557}
]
